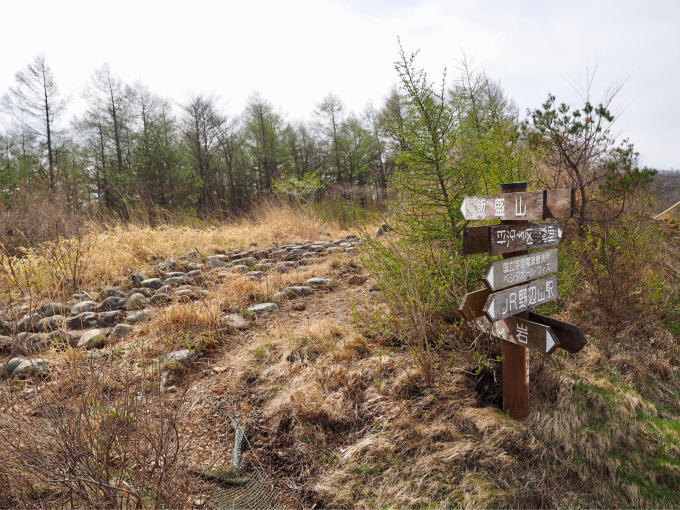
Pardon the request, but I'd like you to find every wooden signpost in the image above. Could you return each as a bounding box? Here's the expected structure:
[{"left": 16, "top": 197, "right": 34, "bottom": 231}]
[{"left": 459, "top": 182, "right": 585, "bottom": 420}]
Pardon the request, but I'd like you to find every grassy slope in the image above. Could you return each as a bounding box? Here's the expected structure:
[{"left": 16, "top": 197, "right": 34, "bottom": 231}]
[{"left": 0, "top": 204, "right": 678, "bottom": 508}]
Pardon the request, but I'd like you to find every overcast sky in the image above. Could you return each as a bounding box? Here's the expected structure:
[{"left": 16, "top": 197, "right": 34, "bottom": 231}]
[{"left": 1, "top": 0, "right": 678, "bottom": 169}]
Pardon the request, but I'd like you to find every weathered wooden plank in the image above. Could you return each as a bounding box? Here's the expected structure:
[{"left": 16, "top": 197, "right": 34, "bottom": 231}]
[
  {"left": 483, "top": 275, "right": 558, "bottom": 321},
  {"left": 527, "top": 312, "right": 587, "bottom": 353},
  {"left": 484, "top": 248, "right": 558, "bottom": 291},
  {"left": 462, "top": 222, "right": 563, "bottom": 255},
  {"left": 490, "top": 316, "right": 559, "bottom": 354},
  {"left": 458, "top": 288, "right": 491, "bottom": 321},
  {"left": 544, "top": 188, "right": 575, "bottom": 218},
  {"left": 461, "top": 190, "right": 544, "bottom": 221}
]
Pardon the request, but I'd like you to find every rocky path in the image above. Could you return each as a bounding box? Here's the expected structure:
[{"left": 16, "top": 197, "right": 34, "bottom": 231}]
[{"left": 0, "top": 235, "right": 362, "bottom": 380}]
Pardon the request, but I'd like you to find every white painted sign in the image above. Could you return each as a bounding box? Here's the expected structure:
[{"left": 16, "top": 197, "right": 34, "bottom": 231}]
[
  {"left": 485, "top": 248, "right": 558, "bottom": 291},
  {"left": 483, "top": 275, "right": 558, "bottom": 321}
]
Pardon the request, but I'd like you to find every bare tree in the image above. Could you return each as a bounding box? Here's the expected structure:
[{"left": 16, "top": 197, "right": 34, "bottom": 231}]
[{"left": 3, "top": 54, "right": 66, "bottom": 192}]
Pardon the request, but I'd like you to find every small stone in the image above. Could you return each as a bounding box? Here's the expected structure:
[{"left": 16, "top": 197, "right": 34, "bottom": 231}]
[
  {"left": 0, "top": 335, "right": 15, "bottom": 353},
  {"left": 72, "top": 292, "right": 91, "bottom": 301},
  {"left": 275, "top": 261, "right": 296, "bottom": 272},
  {"left": 155, "top": 285, "right": 171, "bottom": 295},
  {"left": 248, "top": 271, "right": 264, "bottom": 279},
  {"left": 48, "top": 329, "right": 77, "bottom": 347},
  {"left": 164, "top": 271, "right": 186, "bottom": 279},
  {"left": 213, "top": 364, "right": 228, "bottom": 374},
  {"left": 131, "top": 273, "right": 145, "bottom": 285},
  {"left": 348, "top": 274, "right": 368, "bottom": 285},
  {"left": 129, "top": 287, "right": 154, "bottom": 297},
  {"left": 306, "top": 277, "right": 332, "bottom": 287},
  {"left": 186, "top": 269, "right": 204, "bottom": 281},
  {"left": 150, "top": 293, "right": 170, "bottom": 305},
  {"left": 141, "top": 278, "right": 163, "bottom": 290},
  {"left": 126, "top": 310, "right": 151, "bottom": 324},
  {"left": 223, "top": 314, "right": 248, "bottom": 330},
  {"left": 19, "top": 332, "right": 49, "bottom": 352},
  {"left": 98, "top": 296, "right": 126, "bottom": 312},
  {"left": 97, "top": 310, "right": 126, "bottom": 327},
  {"left": 231, "top": 264, "right": 249, "bottom": 273},
  {"left": 164, "top": 349, "right": 195, "bottom": 367},
  {"left": 12, "top": 358, "right": 48, "bottom": 379},
  {"left": 67, "top": 312, "right": 98, "bottom": 329},
  {"left": 125, "top": 293, "right": 148, "bottom": 311},
  {"left": 156, "top": 262, "right": 167, "bottom": 271},
  {"left": 207, "top": 254, "right": 228, "bottom": 261},
  {"left": 6, "top": 357, "right": 25, "bottom": 377},
  {"left": 77, "top": 329, "right": 109, "bottom": 349},
  {"left": 232, "top": 257, "right": 257, "bottom": 267},
  {"left": 103, "top": 289, "right": 125, "bottom": 298},
  {"left": 208, "top": 259, "right": 228, "bottom": 268},
  {"left": 110, "top": 323, "right": 132, "bottom": 340},
  {"left": 292, "top": 301, "right": 306, "bottom": 311},
  {"left": 17, "top": 314, "right": 41, "bottom": 332},
  {"left": 286, "top": 285, "right": 312, "bottom": 297},
  {"left": 272, "top": 291, "right": 288, "bottom": 301},
  {"left": 38, "top": 302, "right": 70, "bottom": 318},
  {"left": 38, "top": 315, "right": 66, "bottom": 332},
  {"left": 71, "top": 300, "right": 97, "bottom": 315},
  {"left": 247, "top": 303, "right": 279, "bottom": 315},
  {"left": 164, "top": 276, "right": 187, "bottom": 286},
  {"left": 327, "top": 247, "right": 343, "bottom": 254}
]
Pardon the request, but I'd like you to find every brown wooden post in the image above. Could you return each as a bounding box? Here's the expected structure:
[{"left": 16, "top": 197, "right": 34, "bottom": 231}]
[{"left": 500, "top": 181, "right": 530, "bottom": 419}]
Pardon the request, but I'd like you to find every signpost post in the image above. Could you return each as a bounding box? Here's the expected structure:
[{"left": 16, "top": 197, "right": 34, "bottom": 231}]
[{"left": 459, "top": 182, "right": 585, "bottom": 420}]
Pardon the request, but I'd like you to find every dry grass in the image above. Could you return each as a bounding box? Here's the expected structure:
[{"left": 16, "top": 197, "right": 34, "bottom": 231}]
[{"left": 0, "top": 201, "right": 344, "bottom": 306}]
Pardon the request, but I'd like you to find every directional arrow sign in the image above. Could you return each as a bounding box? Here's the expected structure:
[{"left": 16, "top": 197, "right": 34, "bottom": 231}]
[
  {"left": 485, "top": 248, "right": 558, "bottom": 291},
  {"left": 460, "top": 188, "right": 573, "bottom": 221},
  {"left": 463, "top": 221, "right": 563, "bottom": 255},
  {"left": 459, "top": 288, "right": 491, "bottom": 320},
  {"left": 490, "top": 316, "right": 559, "bottom": 354},
  {"left": 527, "top": 312, "right": 587, "bottom": 353},
  {"left": 484, "top": 275, "right": 558, "bottom": 321}
]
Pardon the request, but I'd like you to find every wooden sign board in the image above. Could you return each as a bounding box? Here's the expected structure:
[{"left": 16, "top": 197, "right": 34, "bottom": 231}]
[
  {"left": 527, "top": 312, "right": 587, "bottom": 353},
  {"left": 459, "top": 288, "right": 491, "bottom": 321},
  {"left": 483, "top": 275, "right": 558, "bottom": 321},
  {"left": 463, "top": 221, "right": 563, "bottom": 255},
  {"left": 460, "top": 188, "right": 573, "bottom": 221},
  {"left": 490, "top": 316, "right": 559, "bottom": 354},
  {"left": 485, "top": 248, "right": 558, "bottom": 291}
]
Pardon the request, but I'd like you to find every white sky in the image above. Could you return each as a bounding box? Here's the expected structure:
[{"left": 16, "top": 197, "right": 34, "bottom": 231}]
[{"left": 1, "top": 0, "right": 678, "bottom": 169}]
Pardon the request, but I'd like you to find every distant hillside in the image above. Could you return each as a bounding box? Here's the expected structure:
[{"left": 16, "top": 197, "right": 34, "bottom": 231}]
[{"left": 650, "top": 170, "right": 680, "bottom": 213}]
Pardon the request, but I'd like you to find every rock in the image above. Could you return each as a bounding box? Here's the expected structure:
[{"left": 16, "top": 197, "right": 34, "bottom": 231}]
[
  {"left": 212, "top": 364, "right": 228, "bottom": 374},
  {"left": 348, "top": 274, "right": 368, "bottom": 285},
  {"left": 327, "top": 247, "right": 343, "bottom": 254},
  {"left": 155, "top": 285, "right": 171, "bottom": 295},
  {"left": 6, "top": 357, "right": 26, "bottom": 377},
  {"left": 17, "top": 314, "right": 41, "bottom": 332},
  {"left": 275, "top": 261, "right": 296, "bottom": 272},
  {"left": 306, "top": 277, "right": 332, "bottom": 287},
  {"left": 72, "top": 292, "right": 91, "bottom": 301},
  {"left": 186, "top": 270, "right": 204, "bottom": 282},
  {"left": 222, "top": 314, "right": 248, "bottom": 330},
  {"left": 156, "top": 262, "right": 167, "bottom": 271},
  {"left": 231, "top": 264, "right": 249, "bottom": 273},
  {"left": 175, "top": 285, "right": 195, "bottom": 292},
  {"left": 0, "top": 320, "right": 11, "bottom": 335},
  {"left": 207, "top": 254, "right": 228, "bottom": 262},
  {"left": 164, "top": 271, "right": 186, "bottom": 279},
  {"left": 110, "top": 323, "right": 132, "bottom": 340},
  {"left": 141, "top": 278, "right": 163, "bottom": 290},
  {"left": 126, "top": 310, "right": 151, "bottom": 324},
  {"left": 38, "top": 302, "right": 70, "bottom": 318},
  {"left": 174, "top": 289, "right": 208, "bottom": 300},
  {"left": 131, "top": 273, "right": 145, "bottom": 285},
  {"left": 164, "top": 349, "right": 195, "bottom": 367},
  {"left": 186, "top": 250, "right": 198, "bottom": 258},
  {"left": 38, "top": 315, "right": 66, "bottom": 332},
  {"left": 272, "top": 291, "right": 288, "bottom": 301},
  {"left": 164, "top": 276, "right": 187, "bottom": 286},
  {"left": 0, "top": 335, "right": 15, "bottom": 353},
  {"left": 208, "top": 259, "right": 228, "bottom": 268},
  {"left": 17, "top": 332, "right": 49, "bottom": 352},
  {"left": 12, "top": 358, "right": 48, "bottom": 379},
  {"left": 48, "top": 329, "right": 77, "bottom": 347},
  {"left": 129, "top": 287, "right": 154, "bottom": 297},
  {"left": 67, "top": 312, "right": 99, "bottom": 329},
  {"left": 149, "top": 293, "right": 170, "bottom": 305},
  {"left": 292, "top": 301, "right": 306, "bottom": 311},
  {"left": 98, "top": 296, "right": 126, "bottom": 312},
  {"left": 125, "top": 293, "right": 148, "bottom": 311},
  {"left": 285, "top": 285, "right": 312, "bottom": 297},
  {"left": 168, "top": 258, "right": 177, "bottom": 269},
  {"left": 71, "top": 300, "right": 97, "bottom": 315},
  {"left": 248, "top": 271, "right": 264, "bottom": 279},
  {"left": 247, "top": 303, "right": 279, "bottom": 315},
  {"left": 77, "top": 329, "right": 109, "bottom": 349},
  {"left": 97, "top": 310, "right": 126, "bottom": 327},
  {"left": 232, "top": 257, "right": 257, "bottom": 267},
  {"left": 103, "top": 289, "right": 125, "bottom": 298}
]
